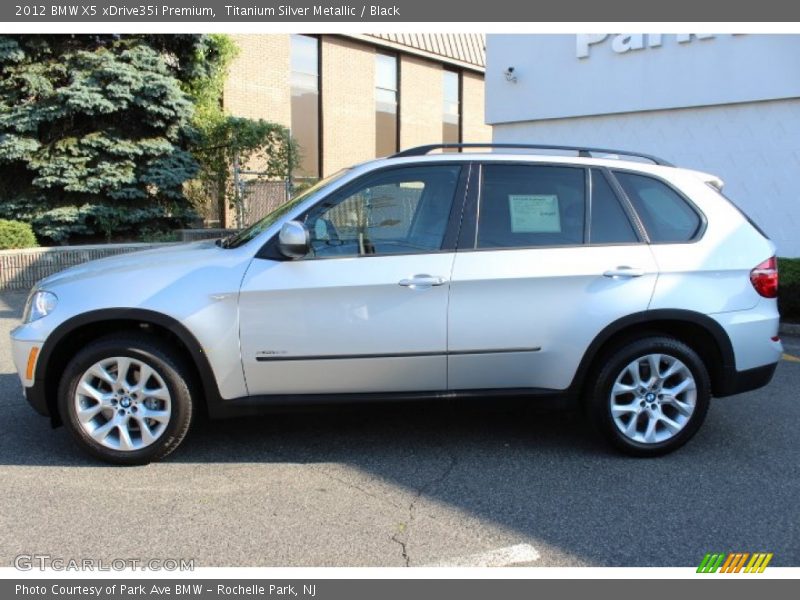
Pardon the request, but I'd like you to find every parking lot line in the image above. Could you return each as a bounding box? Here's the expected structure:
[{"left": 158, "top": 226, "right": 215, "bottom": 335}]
[
  {"left": 783, "top": 353, "right": 800, "bottom": 363},
  {"left": 422, "top": 543, "right": 540, "bottom": 567}
]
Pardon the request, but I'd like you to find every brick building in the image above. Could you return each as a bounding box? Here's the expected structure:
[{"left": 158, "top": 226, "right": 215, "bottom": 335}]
[{"left": 220, "top": 34, "right": 489, "bottom": 226}]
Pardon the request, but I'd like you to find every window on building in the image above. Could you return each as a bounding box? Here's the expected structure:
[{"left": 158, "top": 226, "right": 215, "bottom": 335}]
[
  {"left": 614, "top": 172, "right": 702, "bottom": 243},
  {"left": 375, "top": 52, "right": 398, "bottom": 158},
  {"left": 477, "top": 164, "right": 586, "bottom": 249},
  {"left": 442, "top": 70, "right": 461, "bottom": 147},
  {"left": 290, "top": 34, "right": 320, "bottom": 179}
]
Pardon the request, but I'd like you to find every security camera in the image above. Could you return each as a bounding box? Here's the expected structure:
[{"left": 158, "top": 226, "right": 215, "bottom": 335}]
[{"left": 504, "top": 67, "right": 517, "bottom": 83}]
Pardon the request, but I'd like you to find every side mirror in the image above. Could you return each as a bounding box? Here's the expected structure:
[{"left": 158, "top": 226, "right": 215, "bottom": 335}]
[{"left": 278, "top": 220, "right": 310, "bottom": 259}]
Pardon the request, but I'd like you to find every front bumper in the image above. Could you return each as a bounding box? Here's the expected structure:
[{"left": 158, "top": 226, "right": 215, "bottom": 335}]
[{"left": 10, "top": 328, "right": 49, "bottom": 417}]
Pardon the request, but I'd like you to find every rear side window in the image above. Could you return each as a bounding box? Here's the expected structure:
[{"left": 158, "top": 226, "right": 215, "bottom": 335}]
[
  {"left": 589, "top": 169, "right": 638, "bottom": 244},
  {"left": 477, "top": 164, "right": 585, "bottom": 249},
  {"left": 614, "top": 172, "right": 701, "bottom": 243}
]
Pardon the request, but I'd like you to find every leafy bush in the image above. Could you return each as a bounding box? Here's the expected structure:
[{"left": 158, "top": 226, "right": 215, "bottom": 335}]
[
  {"left": 0, "top": 219, "right": 38, "bottom": 249},
  {"left": 779, "top": 257, "right": 800, "bottom": 322}
]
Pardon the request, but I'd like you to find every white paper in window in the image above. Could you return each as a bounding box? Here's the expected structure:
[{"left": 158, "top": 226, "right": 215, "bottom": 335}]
[{"left": 508, "top": 195, "right": 561, "bottom": 233}]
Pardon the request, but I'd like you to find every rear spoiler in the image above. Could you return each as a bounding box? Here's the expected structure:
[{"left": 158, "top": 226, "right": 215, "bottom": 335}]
[{"left": 688, "top": 169, "right": 724, "bottom": 191}]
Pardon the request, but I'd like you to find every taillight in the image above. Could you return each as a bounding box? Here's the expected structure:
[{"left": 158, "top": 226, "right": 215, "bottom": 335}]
[{"left": 750, "top": 256, "right": 778, "bottom": 298}]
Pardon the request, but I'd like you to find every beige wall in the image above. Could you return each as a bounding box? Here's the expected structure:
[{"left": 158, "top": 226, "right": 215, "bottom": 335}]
[
  {"left": 223, "top": 34, "right": 291, "bottom": 127},
  {"left": 462, "top": 71, "right": 492, "bottom": 143},
  {"left": 320, "top": 37, "right": 376, "bottom": 176},
  {"left": 399, "top": 54, "right": 444, "bottom": 150},
  {"left": 223, "top": 34, "right": 490, "bottom": 180}
]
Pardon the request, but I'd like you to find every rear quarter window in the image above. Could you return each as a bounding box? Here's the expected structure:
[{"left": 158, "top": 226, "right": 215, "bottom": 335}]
[{"left": 614, "top": 172, "right": 702, "bottom": 243}]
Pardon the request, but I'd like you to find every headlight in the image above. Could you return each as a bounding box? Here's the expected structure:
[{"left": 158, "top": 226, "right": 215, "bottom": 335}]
[{"left": 23, "top": 290, "right": 58, "bottom": 323}]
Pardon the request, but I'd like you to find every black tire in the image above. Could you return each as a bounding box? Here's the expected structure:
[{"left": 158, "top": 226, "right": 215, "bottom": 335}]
[
  {"left": 58, "top": 333, "right": 194, "bottom": 465},
  {"left": 585, "top": 336, "right": 711, "bottom": 457}
]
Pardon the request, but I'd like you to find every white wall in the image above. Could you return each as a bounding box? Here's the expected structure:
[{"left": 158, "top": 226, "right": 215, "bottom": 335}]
[
  {"left": 492, "top": 99, "right": 800, "bottom": 256},
  {"left": 486, "top": 34, "right": 800, "bottom": 123}
]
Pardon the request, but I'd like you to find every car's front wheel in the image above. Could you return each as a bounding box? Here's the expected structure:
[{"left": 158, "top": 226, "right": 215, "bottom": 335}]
[
  {"left": 586, "top": 336, "right": 711, "bottom": 456},
  {"left": 58, "top": 334, "right": 194, "bottom": 465}
]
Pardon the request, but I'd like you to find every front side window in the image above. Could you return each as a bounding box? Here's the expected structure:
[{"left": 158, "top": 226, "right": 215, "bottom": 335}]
[
  {"left": 477, "top": 164, "right": 586, "bottom": 249},
  {"left": 614, "top": 172, "right": 701, "bottom": 243},
  {"left": 303, "top": 165, "right": 461, "bottom": 258}
]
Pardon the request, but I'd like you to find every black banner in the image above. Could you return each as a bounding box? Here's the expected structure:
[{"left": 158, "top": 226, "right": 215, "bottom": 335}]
[
  {"left": 4, "top": 579, "right": 798, "bottom": 600},
  {"left": 2, "top": 0, "right": 800, "bottom": 22}
]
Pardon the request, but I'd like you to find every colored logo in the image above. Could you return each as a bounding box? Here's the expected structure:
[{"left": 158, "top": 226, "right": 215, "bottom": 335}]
[{"left": 697, "top": 552, "right": 773, "bottom": 573}]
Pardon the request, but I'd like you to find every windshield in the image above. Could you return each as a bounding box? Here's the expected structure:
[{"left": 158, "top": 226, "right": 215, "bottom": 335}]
[{"left": 221, "top": 169, "right": 351, "bottom": 249}]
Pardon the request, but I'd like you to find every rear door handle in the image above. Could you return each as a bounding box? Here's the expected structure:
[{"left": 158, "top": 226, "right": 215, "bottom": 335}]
[
  {"left": 603, "top": 266, "right": 645, "bottom": 278},
  {"left": 398, "top": 274, "right": 447, "bottom": 288}
]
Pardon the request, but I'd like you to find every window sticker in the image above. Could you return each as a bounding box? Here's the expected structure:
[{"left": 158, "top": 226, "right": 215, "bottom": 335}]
[{"left": 508, "top": 194, "right": 561, "bottom": 233}]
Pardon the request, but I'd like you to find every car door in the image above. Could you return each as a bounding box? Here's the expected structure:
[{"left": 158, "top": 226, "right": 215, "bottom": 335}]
[
  {"left": 447, "top": 164, "right": 659, "bottom": 391},
  {"left": 239, "top": 163, "right": 468, "bottom": 396}
]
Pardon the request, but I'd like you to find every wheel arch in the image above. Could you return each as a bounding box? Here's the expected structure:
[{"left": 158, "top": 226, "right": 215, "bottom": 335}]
[
  {"left": 37, "top": 309, "right": 222, "bottom": 426},
  {"left": 569, "top": 309, "right": 736, "bottom": 400}
]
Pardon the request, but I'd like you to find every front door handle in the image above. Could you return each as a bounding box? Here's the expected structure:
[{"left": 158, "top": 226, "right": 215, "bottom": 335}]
[
  {"left": 398, "top": 274, "right": 447, "bottom": 288},
  {"left": 603, "top": 266, "right": 645, "bottom": 278}
]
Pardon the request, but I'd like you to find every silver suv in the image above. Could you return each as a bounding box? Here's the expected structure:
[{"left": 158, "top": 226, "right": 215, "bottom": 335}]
[{"left": 10, "top": 144, "right": 783, "bottom": 464}]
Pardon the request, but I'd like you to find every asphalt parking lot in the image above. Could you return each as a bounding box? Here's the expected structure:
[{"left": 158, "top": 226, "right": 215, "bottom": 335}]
[{"left": 1, "top": 290, "right": 798, "bottom": 568}]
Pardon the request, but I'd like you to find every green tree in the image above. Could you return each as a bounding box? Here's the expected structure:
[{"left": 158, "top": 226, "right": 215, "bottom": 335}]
[{"left": 0, "top": 35, "right": 204, "bottom": 243}]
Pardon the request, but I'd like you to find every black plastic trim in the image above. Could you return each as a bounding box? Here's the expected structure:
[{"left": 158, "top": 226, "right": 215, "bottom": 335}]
[
  {"left": 715, "top": 362, "right": 778, "bottom": 398},
  {"left": 255, "top": 346, "right": 541, "bottom": 362},
  {"left": 24, "top": 384, "right": 49, "bottom": 418}
]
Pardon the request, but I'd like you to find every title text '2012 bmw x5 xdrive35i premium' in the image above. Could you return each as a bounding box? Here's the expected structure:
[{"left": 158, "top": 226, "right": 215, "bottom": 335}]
[{"left": 10, "top": 144, "right": 782, "bottom": 464}]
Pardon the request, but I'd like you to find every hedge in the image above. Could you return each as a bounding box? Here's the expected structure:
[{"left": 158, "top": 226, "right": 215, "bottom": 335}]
[
  {"left": 0, "top": 219, "right": 38, "bottom": 249},
  {"left": 779, "top": 257, "right": 800, "bottom": 323}
]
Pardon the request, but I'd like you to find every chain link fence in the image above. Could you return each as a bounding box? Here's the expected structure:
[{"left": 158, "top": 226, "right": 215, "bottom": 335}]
[{"left": 239, "top": 178, "right": 291, "bottom": 227}]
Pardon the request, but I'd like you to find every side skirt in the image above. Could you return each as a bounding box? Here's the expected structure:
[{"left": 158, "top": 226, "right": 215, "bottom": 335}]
[{"left": 206, "top": 388, "right": 576, "bottom": 419}]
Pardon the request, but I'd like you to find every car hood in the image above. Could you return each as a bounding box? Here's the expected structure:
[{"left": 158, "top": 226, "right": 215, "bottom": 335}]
[{"left": 37, "top": 241, "right": 225, "bottom": 289}]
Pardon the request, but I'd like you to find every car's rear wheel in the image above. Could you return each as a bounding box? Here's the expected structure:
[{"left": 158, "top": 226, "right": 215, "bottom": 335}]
[
  {"left": 58, "top": 334, "right": 194, "bottom": 465},
  {"left": 586, "top": 336, "right": 711, "bottom": 456}
]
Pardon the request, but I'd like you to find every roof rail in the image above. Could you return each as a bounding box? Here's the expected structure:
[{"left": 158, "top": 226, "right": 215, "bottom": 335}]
[{"left": 391, "top": 143, "right": 674, "bottom": 167}]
